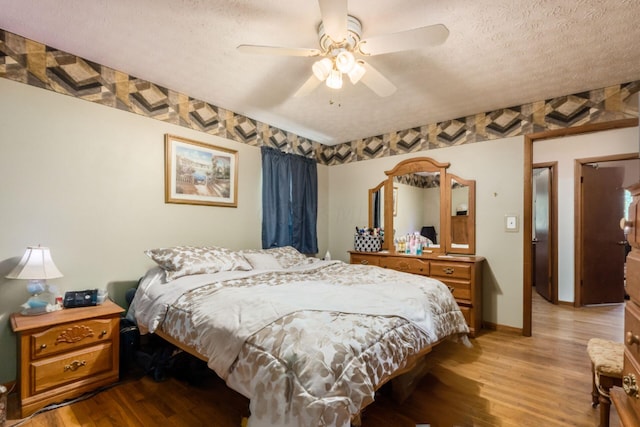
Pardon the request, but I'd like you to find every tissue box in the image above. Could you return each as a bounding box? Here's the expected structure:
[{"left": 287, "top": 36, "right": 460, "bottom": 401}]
[{"left": 354, "top": 235, "right": 382, "bottom": 252}]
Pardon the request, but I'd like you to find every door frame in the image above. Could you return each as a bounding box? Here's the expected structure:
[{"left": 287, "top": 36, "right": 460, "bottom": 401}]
[
  {"left": 574, "top": 153, "right": 637, "bottom": 306},
  {"left": 532, "top": 162, "right": 558, "bottom": 304},
  {"left": 522, "top": 118, "right": 638, "bottom": 336}
]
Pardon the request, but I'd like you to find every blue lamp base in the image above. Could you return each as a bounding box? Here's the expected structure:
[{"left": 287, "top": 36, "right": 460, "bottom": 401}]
[{"left": 20, "top": 280, "right": 57, "bottom": 316}]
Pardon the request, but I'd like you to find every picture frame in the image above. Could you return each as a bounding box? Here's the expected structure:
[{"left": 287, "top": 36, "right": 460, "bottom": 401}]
[{"left": 165, "top": 134, "right": 238, "bottom": 207}]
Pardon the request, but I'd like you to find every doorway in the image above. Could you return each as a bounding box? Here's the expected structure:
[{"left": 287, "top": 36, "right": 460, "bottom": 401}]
[
  {"left": 532, "top": 163, "right": 558, "bottom": 304},
  {"left": 575, "top": 156, "right": 637, "bottom": 305},
  {"left": 522, "top": 118, "right": 639, "bottom": 336}
]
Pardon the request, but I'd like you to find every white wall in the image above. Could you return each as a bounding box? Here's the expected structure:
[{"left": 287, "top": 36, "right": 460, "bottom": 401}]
[
  {"left": 533, "top": 127, "right": 639, "bottom": 302},
  {"left": 327, "top": 137, "right": 525, "bottom": 331},
  {"left": 0, "top": 77, "right": 329, "bottom": 382}
]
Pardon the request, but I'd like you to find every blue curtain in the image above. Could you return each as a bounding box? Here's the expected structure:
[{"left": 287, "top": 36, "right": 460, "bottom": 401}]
[{"left": 261, "top": 146, "right": 318, "bottom": 254}]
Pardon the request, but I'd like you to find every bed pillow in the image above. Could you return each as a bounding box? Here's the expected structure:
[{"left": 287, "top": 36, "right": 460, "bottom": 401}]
[
  {"left": 241, "top": 246, "right": 310, "bottom": 269},
  {"left": 242, "top": 252, "right": 283, "bottom": 270},
  {"left": 145, "top": 246, "right": 252, "bottom": 280}
]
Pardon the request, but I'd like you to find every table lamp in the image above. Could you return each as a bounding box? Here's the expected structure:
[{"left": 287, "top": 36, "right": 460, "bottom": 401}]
[{"left": 5, "top": 246, "right": 63, "bottom": 315}]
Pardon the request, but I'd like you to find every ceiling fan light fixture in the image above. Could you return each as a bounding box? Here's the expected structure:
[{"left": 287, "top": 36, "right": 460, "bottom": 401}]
[
  {"left": 335, "top": 49, "right": 355, "bottom": 73},
  {"left": 326, "top": 68, "right": 343, "bottom": 89},
  {"left": 348, "top": 60, "right": 366, "bottom": 84},
  {"left": 312, "top": 58, "right": 333, "bottom": 81}
]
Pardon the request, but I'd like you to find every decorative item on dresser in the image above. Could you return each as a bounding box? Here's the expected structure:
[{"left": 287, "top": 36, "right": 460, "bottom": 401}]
[
  {"left": 612, "top": 182, "right": 640, "bottom": 425},
  {"left": 10, "top": 299, "right": 123, "bottom": 417},
  {"left": 349, "top": 251, "right": 484, "bottom": 337}
]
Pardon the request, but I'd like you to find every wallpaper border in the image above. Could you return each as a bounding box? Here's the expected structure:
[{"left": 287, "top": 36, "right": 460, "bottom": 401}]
[{"left": 1, "top": 28, "right": 638, "bottom": 166}]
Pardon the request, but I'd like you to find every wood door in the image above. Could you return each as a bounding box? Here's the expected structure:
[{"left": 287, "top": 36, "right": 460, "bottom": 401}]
[
  {"left": 581, "top": 164, "right": 626, "bottom": 305},
  {"left": 533, "top": 167, "right": 552, "bottom": 301}
]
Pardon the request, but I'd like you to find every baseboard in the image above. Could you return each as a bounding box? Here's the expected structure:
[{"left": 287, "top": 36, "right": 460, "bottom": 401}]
[
  {"left": 557, "top": 300, "right": 574, "bottom": 306},
  {"left": 482, "top": 321, "right": 523, "bottom": 335}
]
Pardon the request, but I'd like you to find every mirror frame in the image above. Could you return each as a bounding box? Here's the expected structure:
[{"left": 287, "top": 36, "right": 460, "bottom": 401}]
[
  {"left": 368, "top": 180, "right": 388, "bottom": 249},
  {"left": 384, "top": 157, "right": 450, "bottom": 254},
  {"left": 445, "top": 173, "right": 476, "bottom": 255}
]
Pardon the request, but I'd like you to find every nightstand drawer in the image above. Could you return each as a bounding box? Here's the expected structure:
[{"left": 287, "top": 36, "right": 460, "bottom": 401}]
[
  {"left": 430, "top": 261, "right": 471, "bottom": 280},
  {"left": 458, "top": 304, "right": 471, "bottom": 325},
  {"left": 31, "top": 317, "right": 116, "bottom": 359},
  {"left": 32, "top": 342, "right": 113, "bottom": 394},
  {"left": 379, "top": 257, "right": 429, "bottom": 275}
]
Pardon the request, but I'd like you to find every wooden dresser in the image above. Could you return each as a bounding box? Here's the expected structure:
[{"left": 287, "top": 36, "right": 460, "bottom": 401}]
[
  {"left": 10, "top": 300, "right": 123, "bottom": 417},
  {"left": 612, "top": 182, "right": 640, "bottom": 425},
  {"left": 349, "top": 251, "right": 484, "bottom": 337}
]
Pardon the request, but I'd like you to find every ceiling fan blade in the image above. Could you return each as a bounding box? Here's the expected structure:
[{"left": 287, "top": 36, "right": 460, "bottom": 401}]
[
  {"left": 359, "top": 61, "right": 396, "bottom": 97},
  {"left": 293, "top": 74, "right": 323, "bottom": 98},
  {"left": 359, "top": 24, "right": 449, "bottom": 56},
  {"left": 318, "top": 0, "right": 348, "bottom": 42},
  {"left": 237, "top": 44, "right": 321, "bottom": 57}
]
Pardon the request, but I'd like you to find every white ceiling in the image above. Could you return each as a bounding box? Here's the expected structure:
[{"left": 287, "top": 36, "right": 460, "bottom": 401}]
[{"left": 1, "top": 0, "right": 639, "bottom": 146}]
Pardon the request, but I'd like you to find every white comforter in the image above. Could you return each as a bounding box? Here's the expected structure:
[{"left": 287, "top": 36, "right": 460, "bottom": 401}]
[{"left": 131, "top": 259, "right": 469, "bottom": 426}]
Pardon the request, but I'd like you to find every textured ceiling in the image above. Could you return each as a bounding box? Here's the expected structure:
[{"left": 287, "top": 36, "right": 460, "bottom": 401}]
[{"left": 1, "top": 0, "right": 639, "bottom": 145}]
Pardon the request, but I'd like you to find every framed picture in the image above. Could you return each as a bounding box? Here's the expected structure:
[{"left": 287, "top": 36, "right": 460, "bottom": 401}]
[
  {"left": 393, "top": 186, "right": 398, "bottom": 216},
  {"left": 165, "top": 134, "right": 238, "bottom": 207}
]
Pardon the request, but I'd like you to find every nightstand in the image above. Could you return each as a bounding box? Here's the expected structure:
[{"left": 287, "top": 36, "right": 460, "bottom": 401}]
[{"left": 10, "top": 299, "right": 124, "bottom": 417}]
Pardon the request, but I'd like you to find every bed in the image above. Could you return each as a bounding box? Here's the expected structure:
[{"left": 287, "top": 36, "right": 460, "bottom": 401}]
[{"left": 129, "top": 245, "right": 470, "bottom": 427}]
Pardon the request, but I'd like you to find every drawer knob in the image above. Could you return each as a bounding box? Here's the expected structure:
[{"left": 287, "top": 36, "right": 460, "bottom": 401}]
[
  {"left": 360, "top": 260, "right": 369, "bottom": 265},
  {"left": 64, "top": 360, "right": 87, "bottom": 372},
  {"left": 623, "top": 374, "right": 639, "bottom": 398},
  {"left": 443, "top": 267, "right": 454, "bottom": 275},
  {"left": 626, "top": 331, "right": 640, "bottom": 346},
  {"left": 40, "top": 344, "right": 47, "bottom": 350},
  {"left": 99, "top": 330, "right": 108, "bottom": 338}
]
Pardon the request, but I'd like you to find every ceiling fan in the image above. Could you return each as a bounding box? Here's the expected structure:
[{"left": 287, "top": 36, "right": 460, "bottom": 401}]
[{"left": 237, "top": 0, "right": 449, "bottom": 98}]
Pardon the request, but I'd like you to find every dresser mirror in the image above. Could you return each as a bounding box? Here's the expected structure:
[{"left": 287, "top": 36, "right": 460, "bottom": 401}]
[
  {"left": 383, "top": 157, "right": 450, "bottom": 254},
  {"left": 446, "top": 174, "right": 476, "bottom": 255}
]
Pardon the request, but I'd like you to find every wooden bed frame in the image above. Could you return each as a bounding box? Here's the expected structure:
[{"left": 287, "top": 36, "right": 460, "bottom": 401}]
[{"left": 154, "top": 329, "right": 443, "bottom": 426}]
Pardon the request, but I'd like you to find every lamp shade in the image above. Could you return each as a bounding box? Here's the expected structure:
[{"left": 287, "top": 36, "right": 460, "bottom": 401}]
[
  {"left": 335, "top": 50, "right": 355, "bottom": 73},
  {"left": 312, "top": 58, "right": 333, "bottom": 81},
  {"left": 348, "top": 60, "right": 366, "bottom": 84},
  {"left": 6, "top": 246, "right": 63, "bottom": 280},
  {"left": 326, "top": 68, "right": 343, "bottom": 89}
]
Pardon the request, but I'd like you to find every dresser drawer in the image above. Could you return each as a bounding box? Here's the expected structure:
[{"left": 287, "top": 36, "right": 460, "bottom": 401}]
[
  {"left": 350, "top": 253, "right": 380, "bottom": 266},
  {"left": 379, "top": 257, "right": 430, "bottom": 276},
  {"left": 625, "top": 302, "right": 640, "bottom": 363},
  {"left": 439, "top": 278, "right": 471, "bottom": 301},
  {"left": 31, "top": 342, "right": 114, "bottom": 394},
  {"left": 625, "top": 301, "right": 640, "bottom": 420},
  {"left": 430, "top": 261, "right": 471, "bottom": 280},
  {"left": 622, "top": 348, "right": 640, "bottom": 419},
  {"left": 627, "top": 251, "right": 640, "bottom": 301},
  {"left": 31, "top": 317, "right": 117, "bottom": 359}
]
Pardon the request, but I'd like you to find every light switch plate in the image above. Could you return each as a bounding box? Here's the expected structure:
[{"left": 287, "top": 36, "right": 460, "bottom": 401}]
[{"left": 505, "top": 214, "right": 519, "bottom": 232}]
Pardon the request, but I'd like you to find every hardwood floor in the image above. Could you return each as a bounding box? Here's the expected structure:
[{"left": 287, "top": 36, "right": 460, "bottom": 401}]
[{"left": 7, "top": 292, "right": 623, "bottom": 426}]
